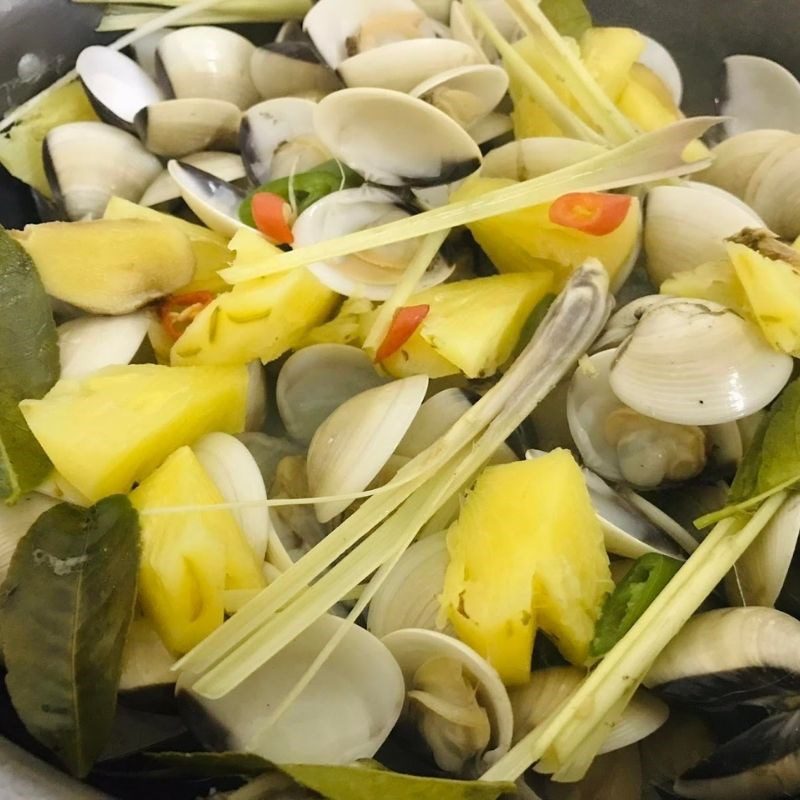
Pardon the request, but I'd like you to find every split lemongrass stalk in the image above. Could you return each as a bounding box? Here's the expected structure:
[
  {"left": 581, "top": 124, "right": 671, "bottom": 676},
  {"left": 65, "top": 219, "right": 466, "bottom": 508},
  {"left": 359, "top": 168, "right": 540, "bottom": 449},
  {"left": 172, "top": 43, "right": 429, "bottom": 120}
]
[
  {"left": 463, "top": 0, "right": 605, "bottom": 145},
  {"left": 503, "top": 0, "right": 639, "bottom": 145},
  {"left": 220, "top": 116, "right": 719, "bottom": 284},
  {"left": 96, "top": 3, "right": 311, "bottom": 30},
  {"left": 363, "top": 230, "right": 450, "bottom": 355},
  {"left": 481, "top": 492, "right": 788, "bottom": 784},
  {"left": 180, "top": 261, "right": 610, "bottom": 697}
]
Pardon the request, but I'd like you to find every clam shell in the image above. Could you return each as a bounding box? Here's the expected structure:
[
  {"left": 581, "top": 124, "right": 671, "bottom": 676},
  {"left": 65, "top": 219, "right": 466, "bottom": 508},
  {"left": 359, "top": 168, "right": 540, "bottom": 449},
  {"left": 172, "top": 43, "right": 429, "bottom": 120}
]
[
  {"left": 382, "top": 628, "right": 514, "bottom": 770},
  {"left": 307, "top": 374, "right": 428, "bottom": 522},
  {"left": 156, "top": 26, "right": 259, "bottom": 110},
  {"left": 644, "top": 183, "right": 764, "bottom": 286},
  {"left": 0, "top": 493, "right": 58, "bottom": 584},
  {"left": 367, "top": 531, "right": 451, "bottom": 638},
  {"left": 481, "top": 137, "right": 606, "bottom": 181},
  {"left": 639, "top": 35, "right": 683, "bottom": 106},
  {"left": 277, "top": 344, "right": 386, "bottom": 446},
  {"left": 250, "top": 41, "right": 342, "bottom": 101},
  {"left": 591, "top": 294, "right": 674, "bottom": 352},
  {"left": 313, "top": 88, "right": 482, "bottom": 187},
  {"left": 44, "top": 122, "right": 162, "bottom": 220},
  {"left": 134, "top": 98, "right": 240, "bottom": 158},
  {"left": 609, "top": 298, "right": 793, "bottom": 426},
  {"left": 744, "top": 136, "right": 800, "bottom": 238},
  {"left": 177, "top": 613, "right": 405, "bottom": 764},
  {"left": 245, "top": 361, "right": 268, "bottom": 433},
  {"left": 468, "top": 112, "right": 514, "bottom": 150},
  {"left": 76, "top": 45, "right": 164, "bottom": 130},
  {"left": 127, "top": 29, "right": 172, "bottom": 80},
  {"left": 57, "top": 311, "right": 150, "bottom": 380},
  {"left": 546, "top": 746, "right": 643, "bottom": 800},
  {"left": 450, "top": 0, "right": 493, "bottom": 62}
]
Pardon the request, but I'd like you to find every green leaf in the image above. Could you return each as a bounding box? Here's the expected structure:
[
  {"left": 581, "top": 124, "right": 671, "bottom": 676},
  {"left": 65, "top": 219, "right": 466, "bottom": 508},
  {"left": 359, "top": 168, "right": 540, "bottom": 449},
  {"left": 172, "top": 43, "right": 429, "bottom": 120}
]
[
  {"left": 145, "top": 751, "right": 274, "bottom": 778},
  {"left": 696, "top": 378, "right": 800, "bottom": 527},
  {"left": 0, "top": 496, "right": 140, "bottom": 777},
  {"left": 0, "top": 228, "right": 59, "bottom": 503},
  {"left": 540, "top": 0, "right": 592, "bottom": 39}
]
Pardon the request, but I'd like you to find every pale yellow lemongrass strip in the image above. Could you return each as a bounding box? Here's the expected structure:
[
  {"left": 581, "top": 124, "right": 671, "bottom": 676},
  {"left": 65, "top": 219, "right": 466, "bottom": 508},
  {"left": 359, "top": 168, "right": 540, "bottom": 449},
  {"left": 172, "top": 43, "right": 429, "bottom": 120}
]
[
  {"left": 187, "top": 261, "right": 610, "bottom": 696},
  {"left": 462, "top": 0, "right": 605, "bottom": 145},
  {"left": 96, "top": 5, "right": 309, "bottom": 30},
  {"left": 362, "top": 230, "right": 450, "bottom": 355},
  {"left": 481, "top": 492, "right": 787, "bottom": 783},
  {"left": 504, "top": 0, "right": 639, "bottom": 145},
  {"left": 220, "top": 116, "right": 719, "bottom": 284}
]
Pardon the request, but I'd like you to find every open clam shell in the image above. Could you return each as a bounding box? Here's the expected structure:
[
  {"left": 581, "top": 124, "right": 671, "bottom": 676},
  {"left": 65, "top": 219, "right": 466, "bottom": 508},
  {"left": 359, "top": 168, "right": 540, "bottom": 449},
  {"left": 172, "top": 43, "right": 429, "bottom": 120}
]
[
  {"left": 609, "top": 298, "right": 793, "bottom": 426},
  {"left": 481, "top": 137, "right": 606, "bottom": 181},
  {"left": 382, "top": 628, "right": 514, "bottom": 773},
  {"left": 291, "top": 185, "right": 455, "bottom": 299},
  {"left": 177, "top": 613, "right": 405, "bottom": 764},
  {"left": 367, "top": 531, "right": 451, "bottom": 639},
  {"left": 140, "top": 151, "right": 246, "bottom": 209},
  {"left": 250, "top": 41, "right": 343, "bottom": 101},
  {"left": 44, "top": 122, "right": 162, "bottom": 220},
  {"left": 134, "top": 98, "right": 240, "bottom": 159},
  {"left": 276, "top": 344, "right": 386, "bottom": 446},
  {"left": 313, "top": 88, "right": 482, "bottom": 187},
  {"left": 156, "top": 26, "right": 259, "bottom": 110},
  {"left": 468, "top": 112, "right": 514, "bottom": 152},
  {"left": 743, "top": 136, "right": 800, "bottom": 239},
  {"left": 591, "top": 294, "right": 674, "bottom": 352},
  {"left": 240, "top": 97, "right": 329, "bottom": 185},
  {"left": 76, "top": 45, "right": 164, "bottom": 130},
  {"left": 639, "top": 35, "right": 683, "bottom": 106},
  {"left": 307, "top": 374, "right": 428, "bottom": 522},
  {"left": 450, "top": 0, "right": 493, "bottom": 62}
]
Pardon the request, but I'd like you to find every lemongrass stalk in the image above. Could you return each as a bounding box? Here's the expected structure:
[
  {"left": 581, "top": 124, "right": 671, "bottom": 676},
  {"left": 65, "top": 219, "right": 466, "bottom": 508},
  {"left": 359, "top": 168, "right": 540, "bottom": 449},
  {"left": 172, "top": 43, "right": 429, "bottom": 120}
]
[
  {"left": 363, "top": 230, "right": 450, "bottom": 355},
  {"left": 504, "top": 0, "right": 638, "bottom": 145},
  {"left": 463, "top": 0, "right": 605, "bottom": 145},
  {"left": 220, "top": 116, "right": 718, "bottom": 284},
  {"left": 184, "top": 261, "right": 610, "bottom": 695},
  {"left": 481, "top": 492, "right": 787, "bottom": 783},
  {"left": 96, "top": 5, "right": 309, "bottom": 30}
]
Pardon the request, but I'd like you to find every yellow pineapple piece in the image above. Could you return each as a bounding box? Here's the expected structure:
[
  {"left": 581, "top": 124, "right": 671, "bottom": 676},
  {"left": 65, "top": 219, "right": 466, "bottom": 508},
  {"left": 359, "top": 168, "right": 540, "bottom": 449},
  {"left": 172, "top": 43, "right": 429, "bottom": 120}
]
[
  {"left": 104, "top": 196, "right": 232, "bottom": 294},
  {"left": 442, "top": 450, "right": 612, "bottom": 684},
  {"left": 452, "top": 178, "right": 641, "bottom": 289},
  {"left": 298, "top": 297, "right": 376, "bottom": 348},
  {"left": 227, "top": 228, "right": 285, "bottom": 277},
  {"left": 382, "top": 273, "right": 552, "bottom": 380},
  {"left": 20, "top": 364, "right": 248, "bottom": 501},
  {"left": 131, "top": 446, "right": 265, "bottom": 654},
  {"left": 580, "top": 27, "right": 644, "bottom": 102},
  {"left": 661, "top": 260, "right": 749, "bottom": 317},
  {"left": 171, "top": 269, "right": 338, "bottom": 366}
]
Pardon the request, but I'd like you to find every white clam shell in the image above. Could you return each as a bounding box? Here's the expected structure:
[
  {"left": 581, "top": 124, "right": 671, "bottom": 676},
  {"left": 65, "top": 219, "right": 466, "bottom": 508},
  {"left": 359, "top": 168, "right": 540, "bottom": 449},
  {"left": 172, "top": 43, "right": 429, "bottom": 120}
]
[
  {"left": 591, "top": 294, "right": 674, "bottom": 352},
  {"left": 307, "top": 374, "right": 428, "bottom": 522},
  {"left": 0, "top": 493, "right": 58, "bottom": 584},
  {"left": 410, "top": 64, "right": 509, "bottom": 129},
  {"left": 134, "top": 98, "right": 240, "bottom": 159},
  {"left": 367, "top": 531, "right": 451, "bottom": 639},
  {"left": 57, "top": 311, "right": 150, "bottom": 380},
  {"left": 509, "top": 666, "right": 668, "bottom": 754},
  {"left": 192, "top": 432, "right": 273, "bottom": 563},
  {"left": 720, "top": 55, "right": 800, "bottom": 137},
  {"left": 638, "top": 35, "right": 683, "bottom": 106},
  {"left": 128, "top": 28, "right": 172, "bottom": 80},
  {"left": 609, "top": 298, "right": 793, "bottom": 426},
  {"left": 178, "top": 613, "right": 405, "bottom": 764},
  {"left": 382, "top": 628, "right": 514, "bottom": 770},
  {"left": 292, "top": 185, "right": 454, "bottom": 300},
  {"left": 743, "top": 136, "right": 800, "bottom": 239},
  {"left": 481, "top": 137, "right": 606, "bottom": 181},
  {"left": 140, "top": 151, "right": 245, "bottom": 208},
  {"left": 449, "top": 0, "right": 493, "bottom": 62},
  {"left": 313, "top": 88, "right": 482, "bottom": 188},
  {"left": 644, "top": 183, "right": 764, "bottom": 287},
  {"left": 250, "top": 42, "right": 342, "bottom": 102},
  {"left": 44, "top": 122, "right": 162, "bottom": 221},
  {"left": 156, "top": 26, "right": 259, "bottom": 110},
  {"left": 76, "top": 46, "right": 164, "bottom": 129},
  {"left": 277, "top": 344, "right": 386, "bottom": 446},
  {"left": 547, "top": 746, "right": 643, "bottom": 800},
  {"left": 467, "top": 112, "right": 513, "bottom": 147},
  {"left": 727, "top": 493, "right": 800, "bottom": 607}
]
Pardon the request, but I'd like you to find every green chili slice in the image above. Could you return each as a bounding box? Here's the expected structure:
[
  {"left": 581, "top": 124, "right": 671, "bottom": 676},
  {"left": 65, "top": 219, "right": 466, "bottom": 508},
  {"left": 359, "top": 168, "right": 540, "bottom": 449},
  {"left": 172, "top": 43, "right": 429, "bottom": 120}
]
[
  {"left": 590, "top": 552, "right": 682, "bottom": 658},
  {"left": 239, "top": 160, "right": 364, "bottom": 225}
]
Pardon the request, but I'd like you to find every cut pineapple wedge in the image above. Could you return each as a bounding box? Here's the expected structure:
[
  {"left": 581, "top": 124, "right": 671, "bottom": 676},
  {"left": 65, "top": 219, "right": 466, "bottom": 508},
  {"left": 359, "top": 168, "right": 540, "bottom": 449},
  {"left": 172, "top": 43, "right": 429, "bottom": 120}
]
[
  {"left": 171, "top": 270, "right": 338, "bottom": 366},
  {"left": 442, "top": 450, "right": 613, "bottom": 685},
  {"left": 104, "top": 196, "right": 232, "bottom": 295},
  {"left": 452, "top": 178, "right": 640, "bottom": 288},
  {"left": 20, "top": 364, "right": 248, "bottom": 501},
  {"left": 298, "top": 297, "right": 375, "bottom": 349},
  {"left": 131, "top": 446, "right": 265, "bottom": 655},
  {"left": 580, "top": 27, "right": 644, "bottom": 103},
  {"left": 381, "top": 273, "right": 552, "bottom": 380}
]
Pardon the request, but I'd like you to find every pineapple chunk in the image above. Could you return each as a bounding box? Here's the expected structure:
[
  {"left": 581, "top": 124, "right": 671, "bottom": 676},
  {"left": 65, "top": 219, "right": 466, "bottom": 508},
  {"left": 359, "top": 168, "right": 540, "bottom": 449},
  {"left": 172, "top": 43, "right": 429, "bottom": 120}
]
[
  {"left": 298, "top": 297, "right": 375, "bottom": 348},
  {"left": 442, "top": 450, "right": 613, "bottom": 684},
  {"left": 728, "top": 241, "right": 800, "bottom": 354},
  {"left": 171, "top": 269, "right": 337, "bottom": 366},
  {"left": 580, "top": 27, "right": 645, "bottom": 102},
  {"left": 452, "top": 178, "right": 641, "bottom": 289},
  {"left": 382, "top": 273, "right": 552, "bottom": 380},
  {"left": 227, "top": 228, "right": 285, "bottom": 277},
  {"left": 661, "top": 260, "right": 749, "bottom": 317},
  {"left": 20, "top": 364, "right": 248, "bottom": 501},
  {"left": 104, "top": 196, "right": 231, "bottom": 295},
  {"left": 131, "top": 446, "right": 265, "bottom": 654}
]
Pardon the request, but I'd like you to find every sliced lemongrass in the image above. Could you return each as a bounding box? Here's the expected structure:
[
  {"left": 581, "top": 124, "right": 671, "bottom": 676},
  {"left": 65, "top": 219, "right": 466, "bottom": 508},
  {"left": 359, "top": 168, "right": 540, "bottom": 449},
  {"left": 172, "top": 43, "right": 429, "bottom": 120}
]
[
  {"left": 96, "top": 4, "right": 310, "bottom": 30},
  {"left": 362, "top": 230, "right": 450, "bottom": 355},
  {"left": 463, "top": 0, "right": 604, "bottom": 145},
  {"left": 180, "top": 261, "right": 609, "bottom": 695},
  {"left": 224, "top": 589, "right": 261, "bottom": 614},
  {"left": 504, "top": 0, "right": 638, "bottom": 145},
  {"left": 480, "top": 491, "right": 787, "bottom": 783},
  {"left": 220, "top": 117, "right": 718, "bottom": 284}
]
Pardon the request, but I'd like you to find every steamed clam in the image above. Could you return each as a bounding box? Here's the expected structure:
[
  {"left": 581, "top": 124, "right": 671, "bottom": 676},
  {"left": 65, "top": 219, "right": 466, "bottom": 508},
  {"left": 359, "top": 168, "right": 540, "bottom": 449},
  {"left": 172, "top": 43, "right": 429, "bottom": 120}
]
[{"left": 250, "top": 41, "right": 343, "bottom": 101}]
